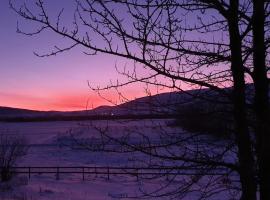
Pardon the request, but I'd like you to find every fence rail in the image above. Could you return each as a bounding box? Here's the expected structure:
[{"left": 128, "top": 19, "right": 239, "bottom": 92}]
[{"left": 1, "top": 166, "right": 230, "bottom": 181}]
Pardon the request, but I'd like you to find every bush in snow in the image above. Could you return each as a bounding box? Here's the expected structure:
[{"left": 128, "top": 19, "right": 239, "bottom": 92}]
[{"left": 0, "top": 134, "right": 28, "bottom": 182}]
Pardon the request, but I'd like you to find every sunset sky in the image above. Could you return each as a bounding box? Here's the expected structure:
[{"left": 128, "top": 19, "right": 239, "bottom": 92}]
[{"left": 0, "top": 0, "right": 150, "bottom": 111}]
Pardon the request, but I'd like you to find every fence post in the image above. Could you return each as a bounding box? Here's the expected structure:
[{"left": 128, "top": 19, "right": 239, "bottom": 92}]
[
  {"left": 82, "top": 167, "right": 85, "bottom": 181},
  {"left": 56, "top": 167, "right": 60, "bottom": 180},
  {"left": 28, "top": 167, "right": 31, "bottom": 179}
]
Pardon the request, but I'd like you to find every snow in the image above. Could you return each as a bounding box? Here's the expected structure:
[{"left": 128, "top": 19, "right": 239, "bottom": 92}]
[{"left": 0, "top": 120, "right": 238, "bottom": 200}]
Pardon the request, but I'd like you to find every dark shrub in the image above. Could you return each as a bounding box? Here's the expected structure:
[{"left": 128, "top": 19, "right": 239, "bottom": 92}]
[{"left": 0, "top": 134, "right": 28, "bottom": 182}]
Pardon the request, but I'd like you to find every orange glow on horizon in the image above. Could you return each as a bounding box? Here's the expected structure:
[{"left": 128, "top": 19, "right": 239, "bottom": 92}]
[
  {"left": 0, "top": 88, "right": 155, "bottom": 111},
  {"left": 0, "top": 82, "right": 179, "bottom": 111},
  {"left": 0, "top": 92, "right": 110, "bottom": 111}
]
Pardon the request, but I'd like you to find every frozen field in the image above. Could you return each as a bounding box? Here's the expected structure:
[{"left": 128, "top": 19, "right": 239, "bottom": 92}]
[
  {"left": 0, "top": 120, "right": 175, "bottom": 166},
  {"left": 0, "top": 120, "right": 238, "bottom": 200},
  {"left": 0, "top": 120, "right": 175, "bottom": 200}
]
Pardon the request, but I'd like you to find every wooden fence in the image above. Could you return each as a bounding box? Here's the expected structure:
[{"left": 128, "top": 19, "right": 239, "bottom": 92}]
[{"left": 2, "top": 166, "right": 230, "bottom": 181}]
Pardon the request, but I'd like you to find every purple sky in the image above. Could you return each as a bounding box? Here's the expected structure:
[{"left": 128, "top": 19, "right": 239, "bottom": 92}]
[
  {"left": 0, "top": 0, "right": 148, "bottom": 111},
  {"left": 0, "top": 1, "right": 227, "bottom": 111}
]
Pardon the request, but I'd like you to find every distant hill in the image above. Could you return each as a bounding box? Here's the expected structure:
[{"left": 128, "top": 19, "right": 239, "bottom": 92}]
[
  {"left": 0, "top": 87, "right": 232, "bottom": 122},
  {"left": 0, "top": 106, "right": 43, "bottom": 116}
]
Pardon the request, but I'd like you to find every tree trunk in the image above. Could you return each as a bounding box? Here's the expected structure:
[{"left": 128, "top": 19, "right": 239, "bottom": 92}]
[
  {"left": 228, "top": 1, "right": 257, "bottom": 200},
  {"left": 252, "top": 1, "right": 270, "bottom": 200}
]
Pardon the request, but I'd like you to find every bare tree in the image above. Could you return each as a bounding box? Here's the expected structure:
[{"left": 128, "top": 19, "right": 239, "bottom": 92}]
[
  {"left": 9, "top": 0, "right": 270, "bottom": 199},
  {"left": 0, "top": 134, "right": 28, "bottom": 182},
  {"left": 251, "top": 1, "right": 270, "bottom": 200}
]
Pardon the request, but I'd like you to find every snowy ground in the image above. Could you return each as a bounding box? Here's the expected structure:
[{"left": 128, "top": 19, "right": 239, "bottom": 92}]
[
  {"left": 0, "top": 120, "right": 172, "bottom": 200},
  {"left": 0, "top": 120, "right": 237, "bottom": 200}
]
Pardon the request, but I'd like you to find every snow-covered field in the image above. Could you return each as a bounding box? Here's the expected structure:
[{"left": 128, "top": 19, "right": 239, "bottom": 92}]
[
  {"left": 0, "top": 120, "right": 173, "bottom": 200},
  {"left": 0, "top": 120, "right": 238, "bottom": 200},
  {"left": 0, "top": 120, "right": 174, "bottom": 166}
]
